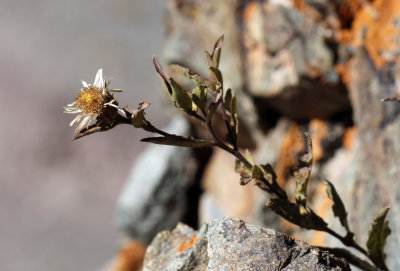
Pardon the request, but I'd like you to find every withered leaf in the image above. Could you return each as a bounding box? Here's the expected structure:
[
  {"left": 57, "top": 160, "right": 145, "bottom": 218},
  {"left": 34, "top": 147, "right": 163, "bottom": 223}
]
[
  {"left": 168, "top": 64, "right": 209, "bottom": 86},
  {"left": 267, "top": 198, "right": 327, "bottom": 231},
  {"left": 153, "top": 56, "right": 172, "bottom": 96},
  {"left": 141, "top": 136, "right": 216, "bottom": 148},
  {"left": 324, "top": 179, "right": 350, "bottom": 232}
]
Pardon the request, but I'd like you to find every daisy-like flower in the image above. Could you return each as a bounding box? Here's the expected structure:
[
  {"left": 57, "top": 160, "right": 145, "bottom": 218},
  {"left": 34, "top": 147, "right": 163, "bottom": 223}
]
[{"left": 64, "top": 69, "right": 122, "bottom": 133}]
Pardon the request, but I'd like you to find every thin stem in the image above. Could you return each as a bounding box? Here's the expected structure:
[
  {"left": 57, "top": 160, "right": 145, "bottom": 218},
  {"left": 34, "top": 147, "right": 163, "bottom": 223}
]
[{"left": 141, "top": 120, "right": 174, "bottom": 137}]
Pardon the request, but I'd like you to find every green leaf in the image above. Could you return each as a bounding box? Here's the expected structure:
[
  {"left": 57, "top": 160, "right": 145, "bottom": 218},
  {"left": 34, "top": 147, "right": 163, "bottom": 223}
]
[
  {"left": 366, "top": 207, "right": 391, "bottom": 269},
  {"left": 153, "top": 56, "right": 173, "bottom": 96},
  {"left": 168, "top": 64, "right": 209, "bottom": 86},
  {"left": 294, "top": 133, "right": 313, "bottom": 207},
  {"left": 192, "top": 85, "right": 208, "bottom": 112},
  {"left": 209, "top": 67, "right": 223, "bottom": 93},
  {"left": 141, "top": 136, "right": 216, "bottom": 148},
  {"left": 267, "top": 198, "right": 327, "bottom": 231},
  {"left": 169, "top": 78, "right": 196, "bottom": 114},
  {"left": 324, "top": 180, "right": 350, "bottom": 232}
]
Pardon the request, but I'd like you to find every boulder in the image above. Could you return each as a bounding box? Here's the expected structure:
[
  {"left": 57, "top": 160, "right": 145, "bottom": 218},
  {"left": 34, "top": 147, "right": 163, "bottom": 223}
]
[{"left": 143, "top": 217, "right": 350, "bottom": 271}]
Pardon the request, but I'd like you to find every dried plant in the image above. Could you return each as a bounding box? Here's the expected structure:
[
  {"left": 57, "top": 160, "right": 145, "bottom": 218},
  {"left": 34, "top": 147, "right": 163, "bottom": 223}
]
[{"left": 64, "top": 36, "right": 391, "bottom": 271}]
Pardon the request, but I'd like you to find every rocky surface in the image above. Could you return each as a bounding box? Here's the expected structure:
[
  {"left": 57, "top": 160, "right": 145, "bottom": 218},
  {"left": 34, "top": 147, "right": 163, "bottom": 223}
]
[{"left": 143, "top": 217, "right": 350, "bottom": 271}]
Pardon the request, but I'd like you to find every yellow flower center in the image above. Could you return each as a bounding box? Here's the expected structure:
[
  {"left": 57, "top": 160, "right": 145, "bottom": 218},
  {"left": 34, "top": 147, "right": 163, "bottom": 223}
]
[{"left": 75, "top": 86, "right": 106, "bottom": 114}]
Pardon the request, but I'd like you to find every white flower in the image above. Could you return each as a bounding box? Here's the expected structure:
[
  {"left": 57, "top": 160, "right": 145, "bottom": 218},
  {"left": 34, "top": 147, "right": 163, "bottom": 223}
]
[{"left": 63, "top": 69, "right": 122, "bottom": 133}]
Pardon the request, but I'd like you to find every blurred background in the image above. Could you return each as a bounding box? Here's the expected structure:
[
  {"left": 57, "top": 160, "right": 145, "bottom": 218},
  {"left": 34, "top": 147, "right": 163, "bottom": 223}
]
[{"left": 0, "top": 1, "right": 167, "bottom": 270}]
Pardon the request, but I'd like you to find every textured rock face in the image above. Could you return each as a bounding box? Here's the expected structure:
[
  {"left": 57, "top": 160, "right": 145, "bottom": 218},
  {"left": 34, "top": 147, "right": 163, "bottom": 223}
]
[
  {"left": 143, "top": 217, "right": 350, "bottom": 271},
  {"left": 116, "top": 117, "right": 199, "bottom": 244},
  {"left": 160, "top": 0, "right": 400, "bottom": 269}
]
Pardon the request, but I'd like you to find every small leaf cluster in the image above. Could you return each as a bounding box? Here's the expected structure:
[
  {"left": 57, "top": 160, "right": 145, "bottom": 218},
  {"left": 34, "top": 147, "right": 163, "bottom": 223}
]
[{"left": 149, "top": 36, "right": 239, "bottom": 151}]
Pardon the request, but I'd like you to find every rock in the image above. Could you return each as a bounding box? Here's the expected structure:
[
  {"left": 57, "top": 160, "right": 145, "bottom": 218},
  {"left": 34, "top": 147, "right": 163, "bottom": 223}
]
[
  {"left": 143, "top": 223, "right": 209, "bottom": 271},
  {"left": 243, "top": 1, "right": 350, "bottom": 120},
  {"left": 143, "top": 216, "right": 350, "bottom": 271},
  {"left": 115, "top": 116, "right": 199, "bottom": 244}
]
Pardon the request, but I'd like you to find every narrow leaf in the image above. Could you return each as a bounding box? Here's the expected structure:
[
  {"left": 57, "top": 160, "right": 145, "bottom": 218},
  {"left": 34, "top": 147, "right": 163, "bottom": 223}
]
[
  {"left": 366, "top": 207, "right": 391, "bottom": 269},
  {"left": 212, "top": 35, "right": 224, "bottom": 68},
  {"left": 168, "top": 64, "right": 209, "bottom": 86},
  {"left": 294, "top": 133, "right": 313, "bottom": 207},
  {"left": 324, "top": 180, "right": 350, "bottom": 232},
  {"left": 230, "top": 91, "right": 238, "bottom": 135},
  {"left": 223, "top": 88, "right": 233, "bottom": 112},
  {"left": 153, "top": 56, "right": 172, "bottom": 96},
  {"left": 170, "top": 78, "right": 195, "bottom": 114},
  {"left": 141, "top": 136, "right": 216, "bottom": 148}
]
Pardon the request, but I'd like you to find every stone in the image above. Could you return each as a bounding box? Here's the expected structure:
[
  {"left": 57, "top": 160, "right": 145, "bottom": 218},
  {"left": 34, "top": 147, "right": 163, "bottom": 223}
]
[
  {"left": 115, "top": 116, "right": 199, "bottom": 244},
  {"left": 142, "top": 216, "right": 350, "bottom": 271}
]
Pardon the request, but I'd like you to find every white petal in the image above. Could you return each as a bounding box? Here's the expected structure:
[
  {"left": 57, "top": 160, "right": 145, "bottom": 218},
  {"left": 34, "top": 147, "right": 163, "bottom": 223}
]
[
  {"left": 75, "top": 115, "right": 91, "bottom": 132},
  {"left": 94, "top": 69, "right": 104, "bottom": 88},
  {"left": 81, "top": 81, "right": 88, "bottom": 88},
  {"left": 107, "top": 103, "right": 118, "bottom": 109},
  {"left": 69, "top": 115, "right": 82, "bottom": 126},
  {"left": 67, "top": 101, "right": 76, "bottom": 107}
]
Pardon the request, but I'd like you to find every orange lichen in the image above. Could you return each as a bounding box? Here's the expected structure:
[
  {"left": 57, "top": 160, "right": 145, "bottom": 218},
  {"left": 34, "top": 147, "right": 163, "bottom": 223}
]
[
  {"left": 110, "top": 240, "right": 147, "bottom": 271},
  {"left": 336, "top": 0, "right": 365, "bottom": 29},
  {"left": 275, "top": 124, "right": 305, "bottom": 187},
  {"left": 243, "top": 1, "right": 260, "bottom": 25},
  {"left": 343, "top": 126, "right": 357, "bottom": 149},
  {"left": 335, "top": 60, "right": 353, "bottom": 88},
  {"left": 293, "top": 0, "right": 307, "bottom": 11},
  {"left": 177, "top": 235, "right": 198, "bottom": 252},
  {"left": 339, "top": 0, "right": 400, "bottom": 68},
  {"left": 309, "top": 119, "right": 329, "bottom": 162}
]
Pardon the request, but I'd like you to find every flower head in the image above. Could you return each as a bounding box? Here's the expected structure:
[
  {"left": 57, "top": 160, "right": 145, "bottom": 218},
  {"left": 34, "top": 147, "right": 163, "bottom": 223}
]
[{"left": 64, "top": 69, "right": 122, "bottom": 133}]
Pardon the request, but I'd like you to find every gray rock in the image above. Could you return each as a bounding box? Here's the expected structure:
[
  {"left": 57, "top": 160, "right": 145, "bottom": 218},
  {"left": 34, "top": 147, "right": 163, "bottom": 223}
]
[
  {"left": 115, "top": 116, "right": 198, "bottom": 244},
  {"left": 143, "top": 223, "right": 209, "bottom": 271},
  {"left": 143, "top": 217, "right": 350, "bottom": 271}
]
